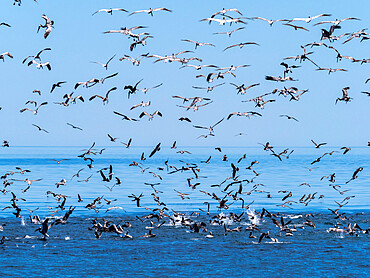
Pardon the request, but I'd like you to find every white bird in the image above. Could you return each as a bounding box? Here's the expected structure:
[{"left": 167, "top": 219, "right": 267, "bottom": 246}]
[
  {"left": 0, "top": 52, "right": 13, "bottom": 61},
  {"left": 288, "top": 14, "right": 331, "bottom": 23},
  {"left": 28, "top": 60, "right": 51, "bottom": 71},
  {"left": 91, "top": 55, "right": 116, "bottom": 70},
  {"left": 92, "top": 8, "right": 128, "bottom": 16},
  {"left": 37, "top": 14, "right": 54, "bottom": 39},
  {"left": 129, "top": 7, "right": 172, "bottom": 16},
  {"left": 139, "top": 111, "right": 162, "bottom": 120}
]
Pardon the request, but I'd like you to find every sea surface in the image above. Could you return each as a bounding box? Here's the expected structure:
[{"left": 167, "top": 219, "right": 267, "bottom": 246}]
[{"left": 0, "top": 146, "right": 369, "bottom": 277}]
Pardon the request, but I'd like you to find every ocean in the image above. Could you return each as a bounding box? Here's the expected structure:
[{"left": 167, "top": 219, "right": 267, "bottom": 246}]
[{"left": 0, "top": 146, "right": 368, "bottom": 277}]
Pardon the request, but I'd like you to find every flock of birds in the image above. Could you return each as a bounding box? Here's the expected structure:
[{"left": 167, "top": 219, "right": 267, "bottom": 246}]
[{"left": 0, "top": 2, "right": 369, "bottom": 245}]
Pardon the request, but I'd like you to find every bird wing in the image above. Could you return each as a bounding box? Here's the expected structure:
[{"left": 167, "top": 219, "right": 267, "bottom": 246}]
[
  {"left": 139, "top": 112, "right": 148, "bottom": 118},
  {"left": 106, "top": 54, "right": 116, "bottom": 65},
  {"left": 212, "top": 118, "right": 224, "bottom": 128},
  {"left": 223, "top": 44, "right": 237, "bottom": 51},
  {"left": 154, "top": 111, "right": 162, "bottom": 117},
  {"left": 154, "top": 7, "right": 172, "bottom": 12},
  {"left": 193, "top": 125, "right": 208, "bottom": 129},
  {"left": 89, "top": 95, "right": 103, "bottom": 101}
]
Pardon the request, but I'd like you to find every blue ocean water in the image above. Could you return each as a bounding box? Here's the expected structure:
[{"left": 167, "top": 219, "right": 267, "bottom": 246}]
[{"left": 0, "top": 146, "right": 369, "bottom": 277}]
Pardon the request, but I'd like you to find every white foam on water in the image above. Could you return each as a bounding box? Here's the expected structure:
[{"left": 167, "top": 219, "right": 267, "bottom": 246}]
[
  {"left": 16, "top": 234, "right": 37, "bottom": 239},
  {"left": 247, "top": 208, "right": 260, "bottom": 226},
  {"left": 286, "top": 214, "right": 303, "bottom": 219}
]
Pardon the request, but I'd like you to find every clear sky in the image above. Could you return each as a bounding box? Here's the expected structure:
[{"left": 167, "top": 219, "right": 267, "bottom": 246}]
[{"left": 0, "top": 0, "right": 369, "bottom": 147}]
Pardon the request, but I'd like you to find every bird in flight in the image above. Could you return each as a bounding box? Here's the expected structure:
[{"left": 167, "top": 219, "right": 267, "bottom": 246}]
[
  {"left": 108, "top": 134, "right": 118, "bottom": 142},
  {"left": 193, "top": 118, "right": 224, "bottom": 134},
  {"left": 336, "top": 87, "right": 352, "bottom": 104},
  {"left": 252, "top": 17, "right": 288, "bottom": 26},
  {"left": 223, "top": 42, "right": 259, "bottom": 51},
  {"left": 91, "top": 55, "right": 116, "bottom": 70},
  {"left": 50, "top": 81, "right": 66, "bottom": 94},
  {"left": 92, "top": 8, "right": 128, "bottom": 16},
  {"left": 0, "top": 52, "right": 13, "bottom": 62},
  {"left": 182, "top": 39, "right": 215, "bottom": 49},
  {"left": 37, "top": 14, "right": 54, "bottom": 39},
  {"left": 129, "top": 7, "right": 172, "bottom": 16},
  {"left": 280, "top": 115, "right": 299, "bottom": 122},
  {"left": 0, "top": 22, "right": 11, "bottom": 27},
  {"left": 283, "top": 23, "right": 309, "bottom": 31},
  {"left": 311, "top": 140, "right": 327, "bottom": 148},
  {"left": 113, "top": 111, "right": 139, "bottom": 121},
  {"left": 288, "top": 14, "right": 331, "bottom": 23},
  {"left": 66, "top": 123, "right": 83, "bottom": 131},
  {"left": 125, "top": 80, "right": 143, "bottom": 99},
  {"left": 89, "top": 87, "right": 117, "bottom": 104},
  {"left": 32, "top": 124, "right": 49, "bottom": 133},
  {"left": 23, "top": 48, "right": 51, "bottom": 64},
  {"left": 316, "top": 67, "right": 347, "bottom": 74},
  {"left": 20, "top": 102, "right": 48, "bottom": 115},
  {"left": 50, "top": 159, "right": 70, "bottom": 164},
  {"left": 28, "top": 60, "right": 52, "bottom": 71},
  {"left": 201, "top": 17, "right": 247, "bottom": 26},
  {"left": 121, "top": 138, "right": 132, "bottom": 148},
  {"left": 139, "top": 111, "right": 163, "bottom": 120},
  {"left": 314, "top": 17, "right": 360, "bottom": 26},
  {"left": 213, "top": 27, "right": 245, "bottom": 37}
]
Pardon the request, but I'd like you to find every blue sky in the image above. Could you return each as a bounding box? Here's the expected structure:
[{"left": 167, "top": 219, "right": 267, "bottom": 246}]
[{"left": 0, "top": 0, "right": 369, "bottom": 147}]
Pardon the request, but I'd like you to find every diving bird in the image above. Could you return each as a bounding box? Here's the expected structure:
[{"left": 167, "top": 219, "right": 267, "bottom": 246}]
[
  {"left": 121, "top": 138, "right": 132, "bottom": 148},
  {"left": 336, "top": 87, "right": 352, "bottom": 104},
  {"left": 149, "top": 143, "right": 161, "bottom": 158},
  {"left": 36, "top": 218, "right": 52, "bottom": 239},
  {"left": 128, "top": 193, "right": 144, "bottom": 207},
  {"left": 108, "top": 134, "right": 118, "bottom": 142},
  {"left": 37, "top": 14, "right": 54, "bottom": 39}
]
